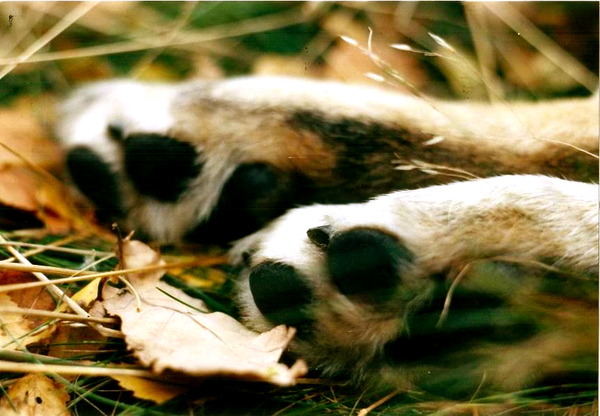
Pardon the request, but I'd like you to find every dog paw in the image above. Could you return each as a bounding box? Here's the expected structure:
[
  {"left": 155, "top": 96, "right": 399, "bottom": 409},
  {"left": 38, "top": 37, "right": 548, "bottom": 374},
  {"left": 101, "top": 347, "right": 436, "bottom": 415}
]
[
  {"left": 57, "top": 80, "right": 297, "bottom": 243},
  {"left": 230, "top": 178, "right": 595, "bottom": 393},
  {"left": 232, "top": 203, "right": 437, "bottom": 382}
]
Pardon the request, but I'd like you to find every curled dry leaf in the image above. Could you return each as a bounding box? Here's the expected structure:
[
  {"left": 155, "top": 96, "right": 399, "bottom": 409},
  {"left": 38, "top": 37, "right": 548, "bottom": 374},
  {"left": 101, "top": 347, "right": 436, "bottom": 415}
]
[
  {"left": 101, "top": 240, "right": 306, "bottom": 388},
  {"left": 0, "top": 165, "right": 91, "bottom": 234},
  {"left": 69, "top": 277, "right": 102, "bottom": 308},
  {"left": 0, "top": 374, "right": 70, "bottom": 416}
]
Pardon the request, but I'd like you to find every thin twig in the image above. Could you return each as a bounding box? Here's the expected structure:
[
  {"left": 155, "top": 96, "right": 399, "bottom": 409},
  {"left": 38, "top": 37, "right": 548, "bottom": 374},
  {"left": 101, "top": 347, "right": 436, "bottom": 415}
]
[
  {"left": 0, "top": 235, "right": 121, "bottom": 338},
  {"left": 0, "top": 6, "right": 312, "bottom": 66},
  {"left": 0, "top": 1, "right": 100, "bottom": 80},
  {"left": 0, "top": 262, "right": 96, "bottom": 278},
  {"left": 0, "top": 256, "right": 228, "bottom": 293},
  {"left": 72, "top": 253, "right": 117, "bottom": 278},
  {"left": 0, "top": 240, "right": 112, "bottom": 258},
  {"left": 0, "top": 306, "right": 117, "bottom": 324},
  {"left": 357, "top": 389, "right": 402, "bottom": 416},
  {"left": 129, "top": 1, "right": 198, "bottom": 78},
  {"left": 0, "top": 361, "right": 158, "bottom": 379}
]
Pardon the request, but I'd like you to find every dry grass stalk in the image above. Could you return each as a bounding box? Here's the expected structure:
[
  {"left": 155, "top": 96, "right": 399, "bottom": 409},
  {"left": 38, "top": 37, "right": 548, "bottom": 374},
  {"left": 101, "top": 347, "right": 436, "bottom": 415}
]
[
  {"left": 0, "top": 361, "right": 158, "bottom": 379},
  {"left": 0, "top": 256, "right": 228, "bottom": 294},
  {"left": 0, "top": 307, "right": 116, "bottom": 325}
]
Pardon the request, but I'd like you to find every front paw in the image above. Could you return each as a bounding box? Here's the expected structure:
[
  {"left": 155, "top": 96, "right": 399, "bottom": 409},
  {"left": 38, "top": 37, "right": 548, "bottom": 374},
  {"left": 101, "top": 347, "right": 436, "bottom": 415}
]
[
  {"left": 233, "top": 205, "right": 426, "bottom": 379},
  {"left": 245, "top": 227, "right": 414, "bottom": 328},
  {"left": 58, "top": 81, "right": 299, "bottom": 243}
]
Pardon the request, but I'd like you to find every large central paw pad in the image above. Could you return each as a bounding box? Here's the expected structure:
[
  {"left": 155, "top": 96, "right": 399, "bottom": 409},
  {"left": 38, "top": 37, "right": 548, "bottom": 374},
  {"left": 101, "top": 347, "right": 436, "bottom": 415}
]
[
  {"left": 324, "top": 228, "right": 413, "bottom": 302},
  {"left": 122, "top": 133, "right": 202, "bottom": 202}
]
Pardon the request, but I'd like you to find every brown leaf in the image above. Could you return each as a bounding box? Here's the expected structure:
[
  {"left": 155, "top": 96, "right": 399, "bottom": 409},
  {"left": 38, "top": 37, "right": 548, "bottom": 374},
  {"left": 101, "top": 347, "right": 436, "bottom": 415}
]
[
  {"left": 0, "top": 374, "right": 70, "bottom": 416},
  {"left": 0, "top": 270, "right": 57, "bottom": 350},
  {"left": 48, "top": 278, "right": 108, "bottom": 360},
  {"left": 0, "top": 293, "right": 55, "bottom": 350},
  {"left": 111, "top": 375, "right": 188, "bottom": 404},
  {"left": 0, "top": 168, "right": 40, "bottom": 215},
  {"left": 0, "top": 103, "right": 98, "bottom": 233},
  {"left": 0, "top": 164, "right": 95, "bottom": 234},
  {"left": 170, "top": 266, "right": 228, "bottom": 290},
  {"left": 0, "top": 270, "right": 56, "bottom": 313},
  {"left": 0, "top": 108, "right": 62, "bottom": 171},
  {"left": 69, "top": 278, "right": 102, "bottom": 308},
  {"left": 47, "top": 324, "right": 107, "bottom": 361},
  {"left": 101, "top": 240, "right": 307, "bottom": 386}
]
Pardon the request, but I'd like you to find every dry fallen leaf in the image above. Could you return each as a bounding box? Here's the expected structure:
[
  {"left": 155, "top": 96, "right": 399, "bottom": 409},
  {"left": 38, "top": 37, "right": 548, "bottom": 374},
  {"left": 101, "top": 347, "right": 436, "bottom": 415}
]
[
  {"left": 111, "top": 375, "right": 188, "bottom": 404},
  {"left": 47, "top": 323, "right": 108, "bottom": 361},
  {"left": 48, "top": 278, "right": 107, "bottom": 359},
  {"left": 101, "top": 240, "right": 306, "bottom": 389},
  {"left": 0, "top": 168, "right": 43, "bottom": 216},
  {"left": 0, "top": 164, "right": 94, "bottom": 234},
  {"left": 0, "top": 270, "right": 57, "bottom": 350},
  {"left": 169, "top": 266, "right": 228, "bottom": 290},
  {"left": 0, "top": 374, "right": 70, "bottom": 416},
  {"left": 70, "top": 277, "right": 102, "bottom": 308},
  {"left": 0, "top": 293, "right": 55, "bottom": 350},
  {"left": 0, "top": 270, "right": 56, "bottom": 313},
  {"left": 0, "top": 108, "right": 62, "bottom": 171},
  {"left": 0, "top": 104, "right": 97, "bottom": 233}
]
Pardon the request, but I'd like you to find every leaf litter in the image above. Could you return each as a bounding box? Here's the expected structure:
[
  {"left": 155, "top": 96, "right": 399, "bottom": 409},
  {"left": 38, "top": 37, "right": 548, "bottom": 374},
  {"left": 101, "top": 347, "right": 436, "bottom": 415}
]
[
  {"left": 0, "top": 104, "right": 97, "bottom": 234},
  {"left": 0, "top": 270, "right": 58, "bottom": 351},
  {"left": 0, "top": 374, "right": 70, "bottom": 416},
  {"left": 100, "top": 240, "right": 307, "bottom": 393},
  {"left": 0, "top": 235, "right": 305, "bottom": 406}
]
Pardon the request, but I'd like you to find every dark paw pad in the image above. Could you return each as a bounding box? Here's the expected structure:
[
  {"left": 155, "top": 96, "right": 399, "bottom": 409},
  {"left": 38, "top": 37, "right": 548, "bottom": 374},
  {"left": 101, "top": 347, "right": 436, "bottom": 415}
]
[
  {"left": 187, "top": 163, "right": 295, "bottom": 242},
  {"left": 66, "top": 146, "right": 123, "bottom": 221},
  {"left": 248, "top": 262, "right": 313, "bottom": 326},
  {"left": 123, "top": 134, "right": 202, "bottom": 202},
  {"left": 306, "top": 225, "right": 331, "bottom": 248},
  {"left": 326, "top": 228, "right": 413, "bottom": 302},
  {"left": 107, "top": 123, "right": 125, "bottom": 142}
]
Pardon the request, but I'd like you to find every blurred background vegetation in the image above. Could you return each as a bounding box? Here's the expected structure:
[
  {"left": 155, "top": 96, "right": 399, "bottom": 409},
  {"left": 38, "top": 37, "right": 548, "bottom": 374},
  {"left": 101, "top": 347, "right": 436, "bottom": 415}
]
[
  {"left": 0, "top": 2, "right": 598, "bottom": 415},
  {"left": 1, "top": 1, "right": 598, "bottom": 108}
]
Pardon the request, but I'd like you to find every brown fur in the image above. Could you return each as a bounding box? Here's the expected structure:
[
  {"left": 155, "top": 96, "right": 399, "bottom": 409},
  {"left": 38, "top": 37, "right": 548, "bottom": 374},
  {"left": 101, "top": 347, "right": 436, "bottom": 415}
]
[{"left": 172, "top": 78, "right": 598, "bottom": 199}]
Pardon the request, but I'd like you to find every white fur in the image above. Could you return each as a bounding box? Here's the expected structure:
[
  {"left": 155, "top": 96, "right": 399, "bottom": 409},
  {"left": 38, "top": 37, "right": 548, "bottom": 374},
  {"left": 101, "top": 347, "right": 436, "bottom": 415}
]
[{"left": 57, "top": 80, "right": 180, "bottom": 160}]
